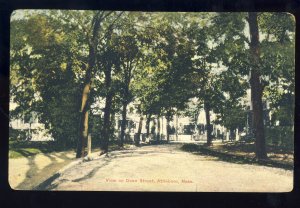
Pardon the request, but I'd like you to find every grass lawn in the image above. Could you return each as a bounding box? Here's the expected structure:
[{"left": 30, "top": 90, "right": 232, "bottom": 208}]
[
  {"left": 9, "top": 147, "right": 42, "bottom": 158},
  {"left": 9, "top": 140, "right": 133, "bottom": 159},
  {"left": 9, "top": 140, "right": 71, "bottom": 159}
]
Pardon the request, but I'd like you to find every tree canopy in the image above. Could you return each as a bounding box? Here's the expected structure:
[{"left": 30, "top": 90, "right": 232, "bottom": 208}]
[{"left": 10, "top": 11, "right": 295, "bottom": 159}]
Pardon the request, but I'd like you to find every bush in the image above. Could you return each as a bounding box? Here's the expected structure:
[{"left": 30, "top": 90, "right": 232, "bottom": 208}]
[
  {"left": 265, "top": 126, "right": 294, "bottom": 149},
  {"left": 9, "top": 127, "right": 28, "bottom": 141}
]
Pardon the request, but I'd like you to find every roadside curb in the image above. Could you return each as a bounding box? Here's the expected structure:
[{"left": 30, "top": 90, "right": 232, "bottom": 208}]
[
  {"left": 50, "top": 151, "right": 107, "bottom": 174},
  {"left": 34, "top": 157, "right": 82, "bottom": 190},
  {"left": 52, "top": 149, "right": 113, "bottom": 175},
  {"left": 56, "top": 146, "right": 138, "bottom": 174}
]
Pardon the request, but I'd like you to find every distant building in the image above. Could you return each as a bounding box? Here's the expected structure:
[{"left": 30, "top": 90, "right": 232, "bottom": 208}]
[
  {"left": 9, "top": 94, "right": 250, "bottom": 142},
  {"left": 9, "top": 101, "right": 53, "bottom": 141}
]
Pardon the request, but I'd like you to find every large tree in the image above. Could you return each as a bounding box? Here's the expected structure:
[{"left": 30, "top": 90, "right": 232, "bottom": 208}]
[
  {"left": 76, "top": 11, "right": 124, "bottom": 157},
  {"left": 76, "top": 11, "right": 105, "bottom": 158},
  {"left": 113, "top": 14, "right": 142, "bottom": 147},
  {"left": 10, "top": 11, "right": 90, "bottom": 147},
  {"left": 211, "top": 12, "right": 295, "bottom": 159},
  {"left": 247, "top": 12, "right": 267, "bottom": 159}
]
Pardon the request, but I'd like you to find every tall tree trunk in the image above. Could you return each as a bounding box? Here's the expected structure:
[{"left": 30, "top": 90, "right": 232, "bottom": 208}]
[
  {"left": 195, "top": 111, "right": 200, "bottom": 135},
  {"left": 157, "top": 115, "right": 160, "bottom": 141},
  {"left": 76, "top": 109, "right": 89, "bottom": 158},
  {"left": 101, "top": 74, "right": 113, "bottom": 154},
  {"left": 146, "top": 114, "right": 151, "bottom": 137},
  {"left": 166, "top": 118, "right": 170, "bottom": 142},
  {"left": 204, "top": 102, "right": 212, "bottom": 146},
  {"left": 120, "top": 102, "right": 127, "bottom": 147},
  {"left": 248, "top": 12, "right": 267, "bottom": 160},
  {"left": 75, "top": 12, "right": 104, "bottom": 158},
  {"left": 120, "top": 61, "right": 132, "bottom": 146},
  {"left": 166, "top": 110, "right": 172, "bottom": 142},
  {"left": 161, "top": 116, "right": 164, "bottom": 139},
  {"left": 110, "top": 110, "right": 115, "bottom": 135},
  {"left": 76, "top": 58, "right": 93, "bottom": 158},
  {"left": 175, "top": 113, "right": 178, "bottom": 141},
  {"left": 136, "top": 115, "right": 143, "bottom": 145}
]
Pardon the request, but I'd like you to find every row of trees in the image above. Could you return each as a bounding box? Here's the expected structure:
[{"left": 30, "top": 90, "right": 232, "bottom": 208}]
[{"left": 10, "top": 11, "right": 295, "bottom": 159}]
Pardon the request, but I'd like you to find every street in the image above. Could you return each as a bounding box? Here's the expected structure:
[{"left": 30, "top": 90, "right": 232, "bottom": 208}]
[{"left": 46, "top": 144, "right": 293, "bottom": 192}]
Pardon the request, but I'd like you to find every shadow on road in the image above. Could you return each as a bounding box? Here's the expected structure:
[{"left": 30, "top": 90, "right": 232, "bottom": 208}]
[
  {"left": 13, "top": 151, "right": 74, "bottom": 190},
  {"left": 47, "top": 146, "right": 181, "bottom": 187},
  {"left": 181, "top": 143, "right": 293, "bottom": 170},
  {"left": 72, "top": 158, "right": 111, "bottom": 183}
]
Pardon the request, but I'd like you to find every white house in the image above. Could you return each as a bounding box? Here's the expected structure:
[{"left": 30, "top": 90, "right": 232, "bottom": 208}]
[{"left": 9, "top": 101, "right": 53, "bottom": 141}]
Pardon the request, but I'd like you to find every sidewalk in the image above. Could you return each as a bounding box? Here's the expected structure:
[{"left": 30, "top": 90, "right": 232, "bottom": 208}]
[
  {"left": 9, "top": 150, "right": 76, "bottom": 190},
  {"left": 9, "top": 144, "right": 137, "bottom": 190}
]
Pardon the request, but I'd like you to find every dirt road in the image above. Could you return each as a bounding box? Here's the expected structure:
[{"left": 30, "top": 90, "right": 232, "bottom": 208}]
[{"left": 44, "top": 144, "right": 293, "bottom": 192}]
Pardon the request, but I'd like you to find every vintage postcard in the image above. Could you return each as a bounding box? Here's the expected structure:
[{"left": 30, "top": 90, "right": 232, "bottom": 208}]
[{"left": 9, "top": 10, "right": 294, "bottom": 191}]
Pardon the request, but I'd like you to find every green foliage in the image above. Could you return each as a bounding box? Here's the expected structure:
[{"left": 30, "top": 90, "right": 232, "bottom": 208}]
[
  {"left": 10, "top": 11, "right": 295, "bottom": 153},
  {"left": 89, "top": 114, "right": 102, "bottom": 143},
  {"left": 10, "top": 11, "right": 90, "bottom": 147},
  {"left": 265, "top": 126, "right": 293, "bottom": 149},
  {"left": 9, "top": 128, "right": 27, "bottom": 141},
  {"left": 215, "top": 104, "right": 247, "bottom": 131},
  {"left": 211, "top": 12, "right": 295, "bottom": 138},
  {"left": 133, "top": 13, "right": 197, "bottom": 119},
  {"left": 9, "top": 140, "right": 72, "bottom": 158}
]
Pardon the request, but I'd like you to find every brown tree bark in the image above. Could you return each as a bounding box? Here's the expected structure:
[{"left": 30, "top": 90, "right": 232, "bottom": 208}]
[
  {"left": 120, "top": 60, "right": 134, "bottom": 146},
  {"left": 194, "top": 111, "right": 200, "bottom": 135},
  {"left": 146, "top": 114, "right": 151, "bottom": 137},
  {"left": 136, "top": 115, "right": 143, "bottom": 145},
  {"left": 166, "top": 118, "right": 170, "bottom": 142},
  {"left": 166, "top": 110, "right": 172, "bottom": 142},
  {"left": 248, "top": 12, "right": 267, "bottom": 160},
  {"left": 75, "top": 11, "right": 122, "bottom": 158},
  {"left": 120, "top": 102, "right": 127, "bottom": 147},
  {"left": 100, "top": 69, "right": 113, "bottom": 154},
  {"left": 161, "top": 116, "right": 164, "bottom": 139},
  {"left": 175, "top": 113, "right": 178, "bottom": 141},
  {"left": 204, "top": 101, "right": 212, "bottom": 146},
  {"left": 76, "top": 13, "right": 102, "bottom": 158},
  {"left": 157, "top": 115, "right": 160, "bottom": 141}
]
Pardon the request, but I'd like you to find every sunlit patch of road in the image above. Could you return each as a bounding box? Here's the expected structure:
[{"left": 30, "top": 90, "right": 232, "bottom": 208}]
[{"left": 47, "top": 144, "right": 293, "bottom": 192}]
